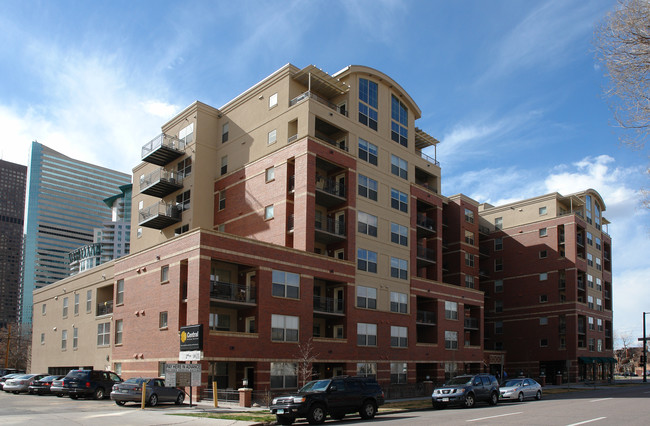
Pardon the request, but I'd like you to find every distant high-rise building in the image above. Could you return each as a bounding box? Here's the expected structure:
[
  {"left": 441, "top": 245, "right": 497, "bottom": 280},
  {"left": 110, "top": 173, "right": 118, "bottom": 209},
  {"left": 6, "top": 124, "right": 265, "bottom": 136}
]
[
  {"left": 0, "top": 159, "right": 27, "bottom": 328},
  {"left": 19, "top": 142, "right": 131, "bottom": 324},
  {"left": 68, "top": 184, "right": 132, "bottom": 275}
]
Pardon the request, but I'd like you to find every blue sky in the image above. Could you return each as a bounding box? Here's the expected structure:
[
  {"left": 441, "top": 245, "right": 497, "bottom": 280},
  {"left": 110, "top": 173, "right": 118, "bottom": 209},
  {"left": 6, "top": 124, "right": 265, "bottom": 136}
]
[{"left": 1, "top": 0, "right": 648, "bottom": 345}]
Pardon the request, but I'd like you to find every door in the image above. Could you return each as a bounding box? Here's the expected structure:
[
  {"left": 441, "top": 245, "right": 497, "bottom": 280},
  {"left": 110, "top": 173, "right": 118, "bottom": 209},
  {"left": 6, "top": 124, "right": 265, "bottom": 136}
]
[
  {"left": 334, "top": 287, "right": 344, "bottom": 313},
  {"left": 245, "top": 367, "right": 255, "bottom": 389},
  {"left": 245, "top": 271, "right": 256, "bottom": 302},
  {"left": 335, "top": 211, "right": 345, "bottom": 235}
]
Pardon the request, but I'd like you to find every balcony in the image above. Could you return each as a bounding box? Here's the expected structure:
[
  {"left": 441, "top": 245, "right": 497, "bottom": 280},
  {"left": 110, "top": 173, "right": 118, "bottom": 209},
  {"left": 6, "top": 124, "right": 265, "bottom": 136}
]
[
  {"left": 289, "top": 91, "right": 347, "bottom": 116},
  {"left": 416, "top": 214, "right": 436, "bottom": 237},
  {"left": 416, "top": 245, "right": 436, "bottom": 267},
  {"left": 314, "top": 117, "right": 348, "bottom": 152},
  {"left": 313, "top": 296, "right": 344, "bottom": 315},
  {"left": 141, "top": 133, "right": 186, "bottom": 166},
  {"left": 464, "top": 317, "right": 480, "bottom": 330},
  {"left": 416, "top": 310, "right": 436, "bottom": 325},
  {"left": 140, "top": 168, "right": 184, "bottom": 197},
  {"left": 315, "top": 175, "right": 346, "bottom": 208},
  {"left": 97, "top": 301, "right": 113, "bottom": 316},
  {"left": 138, "top": 202, "right": 181, "bottom": 229},
  {"left": 315, "top": 217, "right": 346, "bottom": 244},
  {"left": 210, "top": 281, "right": 256, "bottom": 304},
  {"left": 479, "top": 225, "right": 490, "bottom": 235},
  {"left": 417, "top": 149, "right": 440, "bottom": 166}
]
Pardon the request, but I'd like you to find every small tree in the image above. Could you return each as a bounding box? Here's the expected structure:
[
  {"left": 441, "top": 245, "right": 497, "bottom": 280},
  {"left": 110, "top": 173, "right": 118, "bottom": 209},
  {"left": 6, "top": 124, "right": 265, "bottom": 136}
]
[{"left": 295, "top": 338, "right": 319, "bottom": 388}]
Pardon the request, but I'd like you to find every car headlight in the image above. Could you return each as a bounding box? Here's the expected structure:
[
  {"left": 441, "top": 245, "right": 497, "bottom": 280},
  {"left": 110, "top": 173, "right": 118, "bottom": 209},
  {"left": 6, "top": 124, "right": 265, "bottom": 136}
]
[
  {"left": 293, "top": 396, "right": 306, "bottom": 403},
  {"left": 272, "top": 398, "right": 278, "bottom": 405}
]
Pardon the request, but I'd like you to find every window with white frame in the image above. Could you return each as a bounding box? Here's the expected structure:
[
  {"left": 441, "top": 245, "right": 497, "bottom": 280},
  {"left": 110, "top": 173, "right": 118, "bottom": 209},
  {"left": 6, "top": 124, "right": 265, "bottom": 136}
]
[
  {"left": 61, "top": 329, "right": 67, "bottom": 350},
  {"left": 391, "top": 154, "right": 408, "bottom": 179},
  {"left": 357, "top": 285, "right": 377, "bottom": 309},
  {"left": 597, "top": 298, "right": 602, "bottom": 311},
  {"left": 358, "top": 138, "right": 378, "bottom": 165},
  {"left": 391, "top": 326, "right": 408, "bottom": 347},
  {"left": 444, "top": 301, "right": 458, "bottom": 320},
  {"left": 267, "top": 129, "right": 277, "bottom": 145},
  {"left": 465, "top": 253, "right": 475, "bottom": 267},
  {"left": 596, "top": 278, "right": 602, "bottom": 291},
  {"left": 179, "top": 122, "right": 194, "bottom": 144},
  {"left": 465, "top": 230, "right": 474, "bottom": 245},
  {"left": 539, "top": 206, "right": 547, "bottom": 215},
  {"left": 390, "top": 222, "right": 408, "bottom": 246},
  {"left": 589, "top": 316, "right": 595, "bottom": 330},
  {"left": 358, "top": 212, "right": 378, "bottom": 237},
  {"left": 357, "top": 248, "right": 378, "bottom": 273},
  {"left": 270, "top": 362, "right": 297, "bottom": 388},
  {"left": 465, "top": 208, "right": 474, "bottom": 223},
  {"left": 358, "top": 78, "right": 378, "bottom": 130},
  {"left": 219, "top": 190, "right": 226, "bottom": 210},
  {"left": 115, "top": 319, "right": 123, "bottom": 345},
  {"left": 161, "top": 265, "right": 169, "bottom": 283},
  {"left": 159, "top": 311, "right": 168, "bottom": 329},
  {"left": 97, "top": 322, "right": 110, "bottom": 346},
  {"left": 588, "top": 295, "right": 594, "bottom": 309},
  {"left": 222, "top": 122, "right": 229, "bottom": 143},
  {"left": 271, "top": 314, "right": 299, "bottom": 342},
  {"left": 597, "top": 339, "right": 603, "bottom": 352},
  {"left": 390, "top": 292, "right": 408, "bottom": 313},
  {"left": 539, "top": 228, "right": 547, "bottom": 237},
  {"left": 391, "top": 95, "right": 408, "bottom": 146},
  {"left": 272, "top": 270, "right": 300, "bottom": 299},
  {"left": 73, "top": 327, "right": 78, "bottom": 349},
  {"left": 62, "top": 297, "right": 68, "bottom": 318},
  {"left": 357, "top": 323, "right": 377, "bottom": 346},
  {"left": 269, "top": 92, "right": 278, "bottom": 108},
  {"left": 465, "top": 275, "right": 475, "bottom": 289},
  {"left": 74, "top": 293, "right": 79, "bottom": 315},
  {"left": 116, "top": 279, "right": 124, "bottom": 305},
  {"left": 588, "top": 274, "right": 594, "bottom": 288},
  {"left": 264, "top": 205, "right": 274, "bottom": 220},
  {"left": 390, "top": 362, "right": 407, "bottom": 384},
  {"left": 587, "top": 253, "right": 593, "bottom": 266},
  {"left": 494, "top": 237, "right": 503, "bottom": 251},
  {"left": 596, "top": 237, "right": 601, "bottom": 250},
  {"left": 357, "top": 362, "right": 377, "bottom": 379},
  {"left": 220, "top": 155, "right": 228, "bottom": 175},
  {"left": 86, "top": 290, "right": 92, "bottom": 313},
  {"left": 358, "top": 174, "right": 378, "bottom": 201},
  {"left": 596, "top": 257, "right": 601, "bottom": 270},
  {"left": 597, "top": 318, "right": 603, "bottom": 331},
  {"left": 587, "top": 232, "right": 593, "bottom": 245},
  {"left": 390, "top": 188, "right": 408, "bottom": 212},
  {"left": 390, "top": 257, "right": 408, "bottom": 280},
  {"left": 445, "top": 330, "right": 458, "bottom": 349},
  {"left": 265, "top": 166, "right": 275, "bottom": 182}
]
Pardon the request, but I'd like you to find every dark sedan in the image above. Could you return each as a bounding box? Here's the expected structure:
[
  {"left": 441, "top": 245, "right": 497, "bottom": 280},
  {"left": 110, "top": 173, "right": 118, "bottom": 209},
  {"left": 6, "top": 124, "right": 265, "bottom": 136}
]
[
  {"left": 110, "top": 378, "right": 185, "bottom": 407},
  {"left": 28, "top": 375, "right": 65, "bottom": 395}
]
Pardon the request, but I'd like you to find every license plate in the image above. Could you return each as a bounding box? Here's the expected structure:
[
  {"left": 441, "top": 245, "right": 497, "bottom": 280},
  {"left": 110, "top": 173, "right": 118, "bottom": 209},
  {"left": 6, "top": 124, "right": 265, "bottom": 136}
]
[
  {"left": 442, "top": 397, "right": 449, "bottom": 402},
  {"left": 277, "top": 409, "right": 285, "bottom": 414},
  {"left": 120, "top": 389, "right": 129, "bottom": 393}
]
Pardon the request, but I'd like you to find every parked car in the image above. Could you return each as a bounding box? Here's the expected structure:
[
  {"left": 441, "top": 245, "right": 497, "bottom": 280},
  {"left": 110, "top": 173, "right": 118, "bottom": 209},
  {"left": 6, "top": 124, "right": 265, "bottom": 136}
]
[
  {"left": 110, "top": 377, "right": 185, "bottom": 406},
  {"left": 50, "top": 377, "right": 65, "bottom": 397},
  {"left": 0, "top": 373, "right": 22, "bottom": 390},
  {"left": 270, "top": 376, "right": 385, "bottom": 425},
  {"left": 432, "top": 374, "right": 499, "bottom": 409},
  {"left": 498, "top": 378, "right": 542, "bottom": 402},
  {"left": 28, "top": 375, "right": 65, "bottom": 395},
  {"left": 3, "top": 374, "right": 48, "bottom": 394},
  {"left": 61, "top": 369, "right": 122, "bottom": 399}
]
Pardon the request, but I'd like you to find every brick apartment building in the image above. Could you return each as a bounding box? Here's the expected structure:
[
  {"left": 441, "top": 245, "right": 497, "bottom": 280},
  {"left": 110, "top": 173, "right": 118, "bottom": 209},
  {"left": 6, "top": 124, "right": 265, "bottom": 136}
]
[{"left": 31, "top": 64, "right": 612, "bottom": 395}]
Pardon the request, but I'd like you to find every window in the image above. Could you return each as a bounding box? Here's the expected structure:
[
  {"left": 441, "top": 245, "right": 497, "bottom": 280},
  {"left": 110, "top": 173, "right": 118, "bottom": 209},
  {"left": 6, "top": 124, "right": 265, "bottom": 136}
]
[
  {"left": 539, "top": 317, "right": 549, "bottom": 326},
  {"left": 358, "top": 174, "right": 378, "bottom": 201},
  {"left": 209, "top": 313, "right": 231, "bottom": 331},
  {"left": 161, "top": 265, "right": 169, "bottom": 283},
  {"left": 596, "top": 278, "right": 602, "bottom": 291},
  {"left": 271, "top": 314, "right": 299, "bottom": 342},
  {"left": 540, "top": 294, "right": 548, "bottom": 303},
  {"left": 540, "top": 273, "right": 548, "bottom": 281},
  {"left": 586, "top": 194, "right": 592, "bottom": 224},
  {"left": 176, "top": 190, "right": 190, "bottom": 211},
  {"left": 390, "top": 223, "right": 408, "bottom": 246},
  {"left": 218, "top": 190, "right": 226, "bottom": 210},
  {"left": 596, "top": 257, "right": 602, "bottom": 271},
  {"left": 116, "top": 279, "right": 124, "bottom": 305},
  {"left": 179, "top": 122, "right": 194, "bottom": 144},
  {"left": 588, "top": 295, "right": 594, "bottom": 309},
  {"left": 264, "top": 205, "right": 274, "bottom": 220},
  {"left": 596, "top": 237, "right": 601, "bottom": 250},
  {"left": 445, "top": 331, "right": 458, "bottom": 349},
  {"left": 587, "top": 232, "right": 593, "bottom": 245},
  {"left": 357, "top": 286, "right": 377, "bottom": 309},
  {"left": 587, "top": 253, "right": 593, "bottom": 267},
  {"left": 495, "top": 280, "right": 503, "bottom": 293},
  {"left": 391, "top": 155, "right": 408, "bottom": 179},
  {"left": 597, "top": 318, "right": 603, "bottom": 331},
  {"left": 445, "top": 301, "right": 458, "bottom": 320},
  {"left": 73, "top": 293, "right": 79, "bottom": 315},
  {"left": 115, "top": 319, "right": 123, "bottom": 345},
  {"left": 357, "top": 323, "right": 377, "bottom": 346},
  {"left": 73, "top": 327, "right": 78, "bottom": 349},
  {"left": 589, "top": 338, "right": 595, "bottom": 351},
  {"left": 358, "top": 78, "right": 378, "bottom": 130},
  {"left": 358, "top": 138, "right": 378, "bottom": 165},
  {"left": 222, "top": 122, "right": 229, "bottom": 143},
  {"left": 391, "top": 362, "right": 407, "bottom": 384},
  {"left": 391, "top": 326, "right": 408, "bottom": 347},
  {"left": 540, "top": 339, "right": 548, "bottom": 347},
  {"left": 270, "top": 362, "right": 297, "bottom": 388},
  {"left": 465, "top": 275, "right": 475, "bottom": 289},
  {"left": 494, "top": 237, "right": 503, "bottom": 251},
  {"left": 539, "top": 250, "right": 548, "bottom": 259},
  {"left": 269, "top": 92, "right": 278, "bottom": 108},
  {"left": 588, "top": 274, "right": 594, "bottom": 288},
  {"left": 465, "top": 253, "right": 475, "bottom": 267},
  {"left": 61, "top": 330, "right": 67, "bottom": 350},
  {"left": 495, "top": 217, "right": 503, "bottom": 230},
  {"left": 539, "top": 206, "right": 547, "bottom": 215},
  {"left": 357, "top": 248, "right": 378, "bottom": 273},
  {"left": 390, "top": 257, "right": 408, "bottom": 280},
  {"left": 267, "top": 129, "right": 277, "bottom": 145},
  {"left": 390, "top": 292, "right": 408, "bottom": 313},
  {"left": 588, "top": 317, "right": 594, "bottom": 330},
  {"left": 391, "top": 95, "right": 408, "bottom": 146},
  {"left": 97, "top": 322, "right": 110, "bottom": 346},
  {"left": 539, "top": 228, "right": 547, "bottom": 237},
  {"left": 465, "top": 208, "right": 474, "bottom": 223},
  {"left": 358, "top": 212, "right": 378, "bottom": 237},
  {"left": 494, "top": 300, "right": 503, "bottom": 313},
  {"left": 495, "top": 321, "right": 503, "bottom": 334},
  {"left": 220, "top": 155, "right": 228, "bottom": 175},
  {"left": 597, "top": 339, "right": 603, "bottom": 352},
  {"left": 178, "top": 157, "right": 191, "bottom": 177},
  {"left": 174, "top": 224, "right": 189, "bottom": 235},
  {"left": 86, "top": 290, "right": 92, "bottom": 313},
  {"left": 272, "top": 270, "right": 300, "bottom": 299},
  {"left": 40, "top": 333, "right": 45, "bottom": 345},
  {"left": 597, "top": 298, "right": 602, "bottom": 311},
  {"left": 390, "top": 188, "right": 408, "bottom": 212},
  {"left": 265, "top": 166, "right": 275, "bottom": 182},
  {"left": 62, "top": 297, "right": 68, "bottom": 318},
  {"left": 357, "top": 362, "right": 377, "bottom": 379},
  {"left": 159, "top": 311, "right": 168, "bottom": 329},
  {"left": 494, "top": 258, "right": 503, "bottom": 272},
  {"left": 595, "top": 202, "right": 601, "bottom": 230},
  {"left": 465, "top": 230, "right": 474, "bottom": 245},
  {"left": 137, "top": 227, "right": 142, "bottom": 238}
]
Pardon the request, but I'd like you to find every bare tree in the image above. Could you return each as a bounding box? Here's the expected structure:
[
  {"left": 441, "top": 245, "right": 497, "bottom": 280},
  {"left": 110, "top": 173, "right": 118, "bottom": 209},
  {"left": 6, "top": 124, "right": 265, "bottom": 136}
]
[
  {"left": 0, "top": 323, "right": 31, "bottom": 372},
  {"left": 295, "top": 338, "right": 319, "bottom": 388}
]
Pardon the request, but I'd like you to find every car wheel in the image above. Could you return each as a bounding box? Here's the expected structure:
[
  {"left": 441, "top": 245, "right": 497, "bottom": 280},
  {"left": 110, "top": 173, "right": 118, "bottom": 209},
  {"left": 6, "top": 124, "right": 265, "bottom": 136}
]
[
  {"left": 70, "top": 394, "right": 78, "bottom": 399},
  {"left": 307, "top": 404, "right": 326, "bottom": 425},
  {"left": 464, "top": 393, "right": 475, "bottom": 408},
  {"left": 115, "top": 400, "right": 126, "bottom": 406},
  {"left": 517, "top": 392, "right": 524, "bottom": 402},
  {"left": 56, "top": 394, "right": 63, "bottom": 398},
  {"left": 276, "top": 414, "right": 294, "bottom": 425},
  {"left": 175, "top": 392, "right": 184, "bottom": 405},
  {"left": 489, "top": 392, "right": 498, "bottom": 406},
  {"left": 535, "top": 390, "right": 542, "bottom": 400},
  {"left": 149, "top": 393, "right": 158, "bottom": 407},
  {"left": 13, "top": 391, "right": 19, "bottom": 394},
  {"left": 93, "top": 387, "right": 105, "bottom": 400},
  {"left": 359, "top": 400, "right": 377, "bottom": 419}
]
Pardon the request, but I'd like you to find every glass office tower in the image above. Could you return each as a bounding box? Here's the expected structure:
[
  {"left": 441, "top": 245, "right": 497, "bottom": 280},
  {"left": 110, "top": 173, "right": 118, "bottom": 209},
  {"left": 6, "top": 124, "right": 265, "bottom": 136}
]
[{"left": 19, "top": 142, "right": 131, "bottom": 324}]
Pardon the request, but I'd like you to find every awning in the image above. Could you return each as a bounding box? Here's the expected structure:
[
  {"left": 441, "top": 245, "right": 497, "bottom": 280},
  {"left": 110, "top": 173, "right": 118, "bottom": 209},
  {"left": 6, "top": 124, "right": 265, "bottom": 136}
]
[{"left": 579, "top": 356, "right": 617, "bottom": 364}]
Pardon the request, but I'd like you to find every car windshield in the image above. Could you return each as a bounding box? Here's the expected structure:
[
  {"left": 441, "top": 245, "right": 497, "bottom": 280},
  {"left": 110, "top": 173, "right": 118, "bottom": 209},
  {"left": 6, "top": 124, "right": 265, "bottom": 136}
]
[
  {"left": 16, "top": 374, "right": 33, "bottom": 379},
  {"left": 41, "top": 376, "right": 58, "bottom": 381},
  {"left": 298, "top": 380, "right": 331, "bottom": 393},
  {"left": 503, "top": 379, "right": 523, "bottom": 387},
  {"left": 66, "top": 371, "right": 89, "bottom": 379},
  {"left": 124, "top": 378, "right": 148, "bottom": 384},
  {"left": 445, "top": 377, "right": 472, "bottom": 386}
]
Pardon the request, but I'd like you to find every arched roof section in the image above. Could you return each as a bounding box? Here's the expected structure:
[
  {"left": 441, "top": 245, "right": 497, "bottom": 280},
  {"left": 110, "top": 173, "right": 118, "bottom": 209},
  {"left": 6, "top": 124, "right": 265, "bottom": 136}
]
[
  {"left": 578, "top": 188, "right": 607, "bottom": 212},
  {"left": 334, "top": 65, "right": 422, "bottom": 119}
]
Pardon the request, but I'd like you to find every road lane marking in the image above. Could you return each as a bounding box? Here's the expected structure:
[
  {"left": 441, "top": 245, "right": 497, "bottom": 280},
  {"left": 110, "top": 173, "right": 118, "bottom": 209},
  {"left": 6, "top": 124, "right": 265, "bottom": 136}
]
[
  {"left": 467, "top": 412, "right": 523, "bottom": 422},
  {"left": 589, "top": 398, "right": 613, "bottom": 403},
  {"left": 84, "top": 412, "right": 131, "bottom": 418},
  {"left": 566, "top": 417, "right": 607, "bottom": 426}
]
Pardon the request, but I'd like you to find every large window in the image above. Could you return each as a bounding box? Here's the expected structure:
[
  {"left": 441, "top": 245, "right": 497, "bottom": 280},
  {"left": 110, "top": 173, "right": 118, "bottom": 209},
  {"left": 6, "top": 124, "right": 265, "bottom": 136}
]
[
  {"left": 271, "top": 314, "right": 299, "bottom": 342},
  {"left": 97, "top": 322, "right": 111, "bottom": 346},
  {"left": 444, "top": 301, "right": 458, "bottom": 320},
  {"left": 391, "top": 155, "right": 408, "bottom": 179},
  {"left": 357, "top": 323, "right": 377, "bottom": 346},
  {"left": 357, "top": 285, "right": 377, "bottom": 309},
  {"left": 357, "top": 249, "right": 378, "bottom": 273},
  {"left": 270, "top": 362, "right": 297, "bottom": 389},
  {"left": 390, "top": 257, "right": 408, "bottom": 280},
  {"left": 272, "top": 270, "right": 300, "bottom": 299},
  {"left": 391, "top": 95, "right": 408, "bottom": 147},
  {"left": 390, "top": 188, "right": 408, "bottom": 212},
  {"left": 179, "top": 122, "right": 194, "bottom": 144},
  {"left": 391, "top": 326, "right": 408, "bottom": 347},
  {"left": 357, "top": 362, "right": 377, "bottom": 379},
  {"left": 391, "top": 223, "right": 408, "bottom": 246},
  {"left": 390, "top": 291, "right": 408, "bottom": 313},
  {"left": 358, "top": 78, "right": 378, "bottom": 130},
  {"left": 390, "top": 362, "right": 407, "bottom": 384},
  {"left": 116, "top": 279, "right": 124, "bottom": 305},
  {"left": 358, "top": 138, "right": 378, "bottom": 165},
  {"left": 358, "top": 174, "right": 378, "bottom": 201},
  {"left": 358, "top": 212, "right": 378, "bottom": 237},
  {"left": 445, "top": 331, "right": 458, "bottom": 349}
]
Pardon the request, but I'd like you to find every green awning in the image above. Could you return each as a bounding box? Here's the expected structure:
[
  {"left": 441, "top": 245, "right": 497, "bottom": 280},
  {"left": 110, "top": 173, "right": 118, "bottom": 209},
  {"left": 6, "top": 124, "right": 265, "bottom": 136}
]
[
  {"left": 579, "top": 356, "right": 616, "bottom": 364},
  {"left": 578, "top": 356, "right": 595, "bottom": 363}
]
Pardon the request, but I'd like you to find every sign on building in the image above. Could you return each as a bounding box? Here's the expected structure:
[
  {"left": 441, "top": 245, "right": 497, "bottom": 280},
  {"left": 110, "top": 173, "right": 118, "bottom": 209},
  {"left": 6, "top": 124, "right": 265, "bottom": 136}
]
[{"left": 180, "top": 324, "right": 203, "bottom": 351}]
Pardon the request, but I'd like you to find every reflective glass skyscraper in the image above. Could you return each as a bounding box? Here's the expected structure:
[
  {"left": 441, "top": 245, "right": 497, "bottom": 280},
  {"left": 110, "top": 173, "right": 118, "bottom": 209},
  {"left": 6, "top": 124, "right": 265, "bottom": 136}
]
[{"left": 20, "top": 142, "right": 131, "bottom": 324}]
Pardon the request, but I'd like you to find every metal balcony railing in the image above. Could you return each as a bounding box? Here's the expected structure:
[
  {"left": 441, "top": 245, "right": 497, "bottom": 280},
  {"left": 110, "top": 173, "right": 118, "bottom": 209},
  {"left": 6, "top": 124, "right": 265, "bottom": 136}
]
[
  {"left": 209, "top": 281, "right": 256, "bottom": 303},
  {"left": 289, "top": 91, "right": 347, "bottom": 116},
  {"left": 418, "top": 150, "right": 440, "bottom": 166},
  {"left": 464, "top": 317, "right": 479, "bottom": 329},
  {"left": 416, "top": 310, "right": 436, "bottom": 325},
  {"left": 313, "top": 296, "right": 344, "bottom": 314},
  {"left": 416, "top": 214, "right": 435, "bottom": 231},
  {"left": 315, "top": 175, "right": 345, "bottom": 198},
  {"left": 315, "top": 217, "right": 345, "bottom": 236},
  {"left": 141, "top": 133, "right": 186, "bottom": 165},
  {"left": 97, "top": 301, "right": 113, "bottom": 316},
  {"left": 138, "top": 202, "right": 181, "bottom": 229},
  {"left": 416, "top": 245, "right": 436, "bottom": 261}
]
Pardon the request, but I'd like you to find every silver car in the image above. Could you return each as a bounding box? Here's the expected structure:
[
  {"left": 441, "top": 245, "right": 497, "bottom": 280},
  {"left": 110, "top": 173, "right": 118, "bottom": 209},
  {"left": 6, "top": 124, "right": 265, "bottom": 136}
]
[
  {"left": 3, "top": 374, "right": 47, "bottom": 394},
  {"left": 110, "top": 377, "right": 185, "bottom": 406},
  {"left": 499, "top": 378, "right": 542, "bottom": 402}
]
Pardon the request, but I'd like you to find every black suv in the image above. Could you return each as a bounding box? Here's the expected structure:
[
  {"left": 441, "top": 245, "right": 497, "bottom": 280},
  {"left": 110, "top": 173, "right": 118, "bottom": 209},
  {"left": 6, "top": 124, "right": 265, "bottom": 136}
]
[
  {"left": 61, "top": 370, "right": 122, "bottom": 399},
  {"left": 432, "top": 374, "right": 499, "bottom": 409},
  {"left": 270, "top": 376, "right": 385, "bottom": 425}
]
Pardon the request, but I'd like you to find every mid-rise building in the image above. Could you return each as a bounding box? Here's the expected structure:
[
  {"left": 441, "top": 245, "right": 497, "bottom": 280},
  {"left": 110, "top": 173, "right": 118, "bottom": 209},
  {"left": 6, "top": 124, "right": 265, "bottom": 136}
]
[
  {"left": 20, "top": 142, "right": 131, "bottom": 324},
  {"left": 0, "top": 159, "right": 27, "bottom": 328}
]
